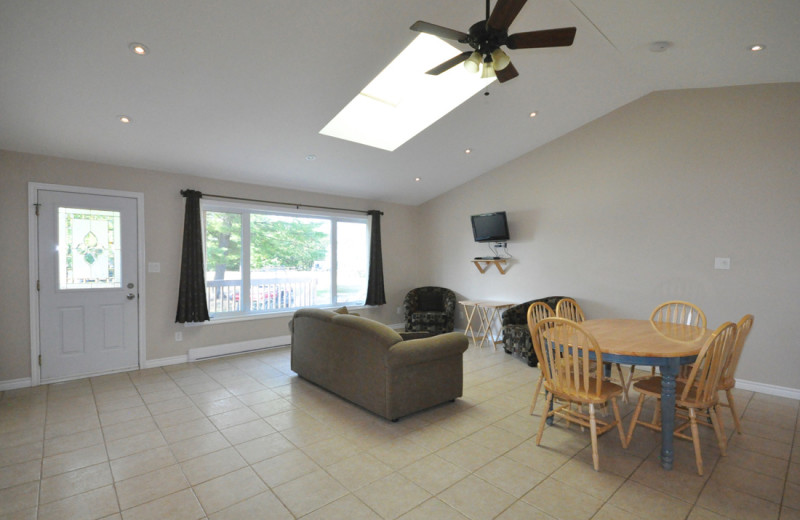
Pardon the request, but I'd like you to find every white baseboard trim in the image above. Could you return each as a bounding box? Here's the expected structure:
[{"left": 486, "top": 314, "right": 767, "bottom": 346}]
[
  {"left": 0, "top": 378, "right": 33, "bottom": 391},
  {"left": 187, "top": 335, "right": 292, "bottom": 362},
  {"left": 142, "top": 355, "right": 189, "bottom": 369},
  {"left": 736, "top": 379, "right": 800, "bottom": 401}
]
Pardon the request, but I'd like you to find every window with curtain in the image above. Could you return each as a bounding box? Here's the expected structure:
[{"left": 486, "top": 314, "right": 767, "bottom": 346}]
[{"left": 202, "top": 200, "right": 369, "bottom": 318}]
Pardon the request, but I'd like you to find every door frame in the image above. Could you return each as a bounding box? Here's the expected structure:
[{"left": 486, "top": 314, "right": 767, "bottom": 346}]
[{"left": 28, "top": 182, "right": 147, "bottom": 386}]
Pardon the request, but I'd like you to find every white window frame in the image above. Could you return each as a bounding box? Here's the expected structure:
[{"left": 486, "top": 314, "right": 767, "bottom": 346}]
[{"left": 201, "top": 199, "right": 369, "bottom": 320}]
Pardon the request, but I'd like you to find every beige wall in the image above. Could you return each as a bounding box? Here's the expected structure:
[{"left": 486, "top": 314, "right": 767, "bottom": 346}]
[
  {"left": 0, "top": 151, "right": 421, "bottom": 382},
  {"left": 3, "top": 83, "right": 798, "bottom": 390},
  {"left": 418, "top": 83, "right": 800, "bottom": 389}
]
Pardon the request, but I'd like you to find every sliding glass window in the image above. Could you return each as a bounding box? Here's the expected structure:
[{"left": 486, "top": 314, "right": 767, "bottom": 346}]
[{"left": 202, "top": 201, "right": 368, "bottom": 317}]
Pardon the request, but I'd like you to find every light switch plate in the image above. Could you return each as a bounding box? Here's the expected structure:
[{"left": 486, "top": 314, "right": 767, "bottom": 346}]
[
  {"left": 714, "top": 257, "right": 731, "bottom": 270},
  {"left": 148, "top": 262, "right": 161, "bottom": 273}
]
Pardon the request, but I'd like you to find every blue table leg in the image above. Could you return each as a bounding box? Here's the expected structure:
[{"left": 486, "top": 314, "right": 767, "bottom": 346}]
[{"left": 660, "top": 359, "right": 679, "bottom": 470}]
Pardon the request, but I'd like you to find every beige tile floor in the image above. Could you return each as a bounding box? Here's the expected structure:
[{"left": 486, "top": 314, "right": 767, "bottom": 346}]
[{"left": 1, "top": 342, "right": 798, "bottom": 520}]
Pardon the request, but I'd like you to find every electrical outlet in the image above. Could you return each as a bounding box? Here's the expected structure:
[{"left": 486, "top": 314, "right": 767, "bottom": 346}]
[
  {"left": 714, "top": 257, "right": 731, "bottom": 270},
  {"left": 396, "top": 306, "right": 403, "bottom": 315},
  {"left": 175, "top": 331, "right": 183, "bottom": 341}
]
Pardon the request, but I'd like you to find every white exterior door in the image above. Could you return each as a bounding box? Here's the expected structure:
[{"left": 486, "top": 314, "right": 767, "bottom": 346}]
[{"left": 36, "top": 189, "right": 140, "bottom": 381}]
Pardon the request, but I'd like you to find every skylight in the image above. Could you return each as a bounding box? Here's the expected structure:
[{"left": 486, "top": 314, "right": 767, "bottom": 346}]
[{"left": 320, "top": 34, "right": 495, "bottom": 152}]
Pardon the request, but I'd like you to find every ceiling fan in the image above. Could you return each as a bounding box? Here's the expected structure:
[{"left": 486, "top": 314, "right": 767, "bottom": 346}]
[{"left": 410, "top": 0, "right": 576, "bottom": 83}]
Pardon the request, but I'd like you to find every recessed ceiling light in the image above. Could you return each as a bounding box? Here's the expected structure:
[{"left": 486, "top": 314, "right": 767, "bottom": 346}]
[
  {"left": 129, "top": 42, "right": 148, "bottom": 56},
  {"left": 750, "top": 44, "right": 765, "bottom": 52},
  {"left": 414, "top": 177, "right": 422, "bottom": 182},
  {"left": 465, "top": 148, "right": 472, "bottom": 154},
  {"left": 305, "top": 154, "right": 317, "bottom": 161},
  {"left": 529, "top": 111, "right": 538, "bottom": 118},
  {"left": 118, "top": 115, "right": 132, "bottom": 124}
]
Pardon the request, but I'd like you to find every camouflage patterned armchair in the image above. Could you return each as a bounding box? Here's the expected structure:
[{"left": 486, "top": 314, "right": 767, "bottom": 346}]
[
  {"left": 501, "top": 296, "right": 571, "bottom": 366},
  {"left": 404, "top": 286, "right": 457, "bottom": 336}
]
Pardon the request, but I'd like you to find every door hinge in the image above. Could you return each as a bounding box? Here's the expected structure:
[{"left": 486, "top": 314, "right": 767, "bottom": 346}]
[
  {"left": 38, "top": 355, "right": 42, "bottom": 366},
  {"left": 37, "top": 280, "right": 40, "bottom": 291},
  {"left": 33, "top": 202, "right": 41, "bottom": 216}
]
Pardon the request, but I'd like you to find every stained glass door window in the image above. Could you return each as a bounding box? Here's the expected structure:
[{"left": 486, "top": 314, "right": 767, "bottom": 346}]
[{"left": 58, "top": 207, "right": 122, "bottom": 289}]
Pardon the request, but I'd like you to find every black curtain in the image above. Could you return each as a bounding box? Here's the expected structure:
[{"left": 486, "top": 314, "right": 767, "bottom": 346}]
[
  {"left": 176, "top": 190, "right": 210, "bottom": 323},
  {"left": 365, "top": 210, "right": 386, "bottom": 306}
]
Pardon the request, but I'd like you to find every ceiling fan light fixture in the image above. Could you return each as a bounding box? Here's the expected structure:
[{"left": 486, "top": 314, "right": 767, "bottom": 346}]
[
  {"left": 463, "top": 51, "right": 482, "bottom": 74},
  {"left": 410, "top": 2, "right": 578, "bottom": 84},
  {"left": 490, "top": 49, "right": 510, "bottom": 71}
]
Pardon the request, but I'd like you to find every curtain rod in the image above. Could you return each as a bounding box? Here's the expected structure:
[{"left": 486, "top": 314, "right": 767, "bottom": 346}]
[{"left": 181, "top": 190, "right": 383, "bottom": 216}]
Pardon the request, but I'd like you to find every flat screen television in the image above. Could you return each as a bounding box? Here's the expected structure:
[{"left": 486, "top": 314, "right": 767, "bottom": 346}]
[{"left": 471, "top": 211, "right": 510, "bottom": 242}]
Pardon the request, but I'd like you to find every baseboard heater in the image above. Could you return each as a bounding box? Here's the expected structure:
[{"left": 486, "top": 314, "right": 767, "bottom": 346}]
[{"left": 187, "top": 335, "right": 291, "bottom": 362}]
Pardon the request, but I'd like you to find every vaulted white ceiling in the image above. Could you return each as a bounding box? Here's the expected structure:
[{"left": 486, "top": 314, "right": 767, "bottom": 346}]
[{"left": 2, "top": 1, "right": 799, "bottom": 205}]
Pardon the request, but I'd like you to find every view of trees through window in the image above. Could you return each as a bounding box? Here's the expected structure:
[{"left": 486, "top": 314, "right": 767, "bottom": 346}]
[{"left": 203, "top": 204, "right": 368, "bottom": 316}]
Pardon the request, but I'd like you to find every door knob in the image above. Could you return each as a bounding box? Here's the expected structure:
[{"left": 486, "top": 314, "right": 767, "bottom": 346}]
[{"left": 127, "top": 293, "right": 136, "bottom": 300}]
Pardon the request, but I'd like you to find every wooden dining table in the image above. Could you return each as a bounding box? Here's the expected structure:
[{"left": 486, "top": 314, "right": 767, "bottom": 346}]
[{"left": 579, "top": 319, "right": 712, "bottom": 470}]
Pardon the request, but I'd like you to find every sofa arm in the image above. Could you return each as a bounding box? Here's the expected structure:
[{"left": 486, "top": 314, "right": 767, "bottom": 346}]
[
  {"left": 386, "top": 332, "right": 468, "bottom": 368},
  {"left": 399, "top": 331, "right": 431, "bottom": 340}
]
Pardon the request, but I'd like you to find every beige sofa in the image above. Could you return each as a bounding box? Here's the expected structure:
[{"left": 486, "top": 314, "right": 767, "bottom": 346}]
[{"left": 290, "top": 308, "right": 469, "bottom": 421}]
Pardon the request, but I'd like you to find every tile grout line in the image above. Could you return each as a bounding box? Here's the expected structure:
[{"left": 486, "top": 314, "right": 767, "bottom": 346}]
[
  {"left": 34, "top": 385, "right": 50, "bottom": 519},
  {"left": 778, "top": 403, "right": 800, "bottom": 515},
  {"left": 161, "top": 364, "right": 218, "bottom": 520},
  {"left": 89, "top": 373, "right": 124, "bottom": 519}
]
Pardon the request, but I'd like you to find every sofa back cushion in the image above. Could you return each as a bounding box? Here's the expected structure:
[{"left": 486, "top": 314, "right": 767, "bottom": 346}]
[
  {"left": 417, "top": 291, "right": 444, "bottom": 312},
  {"left": 502, "top": 296, "right": 571, "bottom": 326}
]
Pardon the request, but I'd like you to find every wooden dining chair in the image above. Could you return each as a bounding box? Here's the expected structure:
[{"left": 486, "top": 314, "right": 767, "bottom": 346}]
[
  {"left": 555, "top": 297, "right": 585, "bottom": 322},
  {"left": 625, "top": 321, "right": 737, "bottom": 475},
  {"left": 624, "top": 301, "right": 707, "bottom": 396},
  {"left": 718, "top": 314, "right": 754, "bottom": 434},
  {"left": 531, "top": 317, "right": 628, "bottom": 471},
  {"left": 527, "top": 302, "right": 555, "bottom": 414},
  {"left": 556, "top": 298, "right": 629, "bottom": 401}
]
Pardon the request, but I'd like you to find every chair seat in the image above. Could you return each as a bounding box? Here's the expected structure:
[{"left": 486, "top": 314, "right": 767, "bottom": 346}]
[
  {"left": 718, "top": 376, "right": 735, "bottom": 391},
  {"left": 633, "top": 376, "right": 718, "bottom": 409},
  {"left": 544, "top": 378, "right": 624, "bottom": 405}
]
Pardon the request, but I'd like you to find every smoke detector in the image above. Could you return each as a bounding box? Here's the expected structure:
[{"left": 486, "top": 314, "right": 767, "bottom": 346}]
[{"left": 649, "top": 41, "right": 673, "bottom": 52}]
